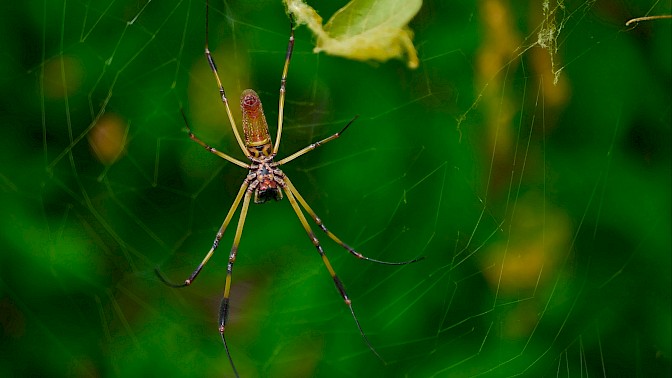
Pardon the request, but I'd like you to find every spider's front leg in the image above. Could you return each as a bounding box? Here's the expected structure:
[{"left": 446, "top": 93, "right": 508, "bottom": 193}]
[
  {"left": 283, "top": 176, "right": 424, "bottom": 265},
  {"left": 155, "top": 180, "right": 250, "bottom": 288},
  {"left": 218, "top": 187, "right": 253, "bottom": 378},
  {"left": 280, "top": 176, "right": 386, "bottom": 363}
]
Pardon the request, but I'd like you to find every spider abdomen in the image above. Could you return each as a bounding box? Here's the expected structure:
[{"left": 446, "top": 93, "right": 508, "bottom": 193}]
[{"left": 241, "top": 89, "right": 272, "bottom": 158}]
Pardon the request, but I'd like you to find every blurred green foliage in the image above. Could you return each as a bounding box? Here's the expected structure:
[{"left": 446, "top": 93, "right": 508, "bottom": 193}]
[{"left": 1, "top": 0, "right": 670, "bottom": 377}]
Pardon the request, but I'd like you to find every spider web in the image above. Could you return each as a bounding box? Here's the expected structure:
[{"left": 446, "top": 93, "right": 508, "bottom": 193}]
[{"left": 1, "top": 0, "right": 670, "bottom": 376}]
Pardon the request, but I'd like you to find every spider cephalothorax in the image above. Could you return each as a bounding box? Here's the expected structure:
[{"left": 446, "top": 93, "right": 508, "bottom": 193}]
[{"left": 247, "top": 160, "right": 284, "bottom": 203}]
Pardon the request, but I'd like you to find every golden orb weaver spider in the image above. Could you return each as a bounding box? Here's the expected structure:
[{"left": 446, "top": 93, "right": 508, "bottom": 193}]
[{"left": 155, "top": 2, "right": 424, "bottom": 376}]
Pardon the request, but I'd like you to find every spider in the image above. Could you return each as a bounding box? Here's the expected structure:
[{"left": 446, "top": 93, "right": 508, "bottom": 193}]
[{"left": 156, "top": 2, "right": 423, "bottom": 376}]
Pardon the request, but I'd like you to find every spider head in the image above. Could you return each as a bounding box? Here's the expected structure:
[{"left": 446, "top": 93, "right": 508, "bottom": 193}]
[
  {"left": 254, "top": 181, "right": 283, "bottom": 204},
  {"left": 241, "top": 89, "right": 272, "bottom": 158}
]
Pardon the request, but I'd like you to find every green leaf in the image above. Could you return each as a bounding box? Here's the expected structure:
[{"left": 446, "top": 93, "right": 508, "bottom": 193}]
[{"left": 285, "top": 0, "right": 422, "bottom": 68}]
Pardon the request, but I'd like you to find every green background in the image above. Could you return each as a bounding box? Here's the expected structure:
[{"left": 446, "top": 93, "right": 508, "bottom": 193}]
[{"left": 1, "top": 0, "right": 670, "bottom": 377}]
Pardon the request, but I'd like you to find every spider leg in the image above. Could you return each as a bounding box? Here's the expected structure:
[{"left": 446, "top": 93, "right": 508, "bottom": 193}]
[
  {"left": 283, "top": 176, "right": 424, "bottom": 265},
  {"left": 282, "top": 179, "right": 385, "bottom": 363},
  {"left": 180, "top": 109, "right": 250, "bottom": 169},
  {"left": 155, "top": 180, "right": 250, "bottom": 287},
  {"left": 204, "top": 0, "right": 250, "bottom": 157},
  {"left": 275, "top": 116, "right": 358, "bottom": 166},
  {"left": 273, "top": 19, "right": 295, "bottom": 155},
  {"left": 219, "top": 189, "right": 252, "bottom": 378}
]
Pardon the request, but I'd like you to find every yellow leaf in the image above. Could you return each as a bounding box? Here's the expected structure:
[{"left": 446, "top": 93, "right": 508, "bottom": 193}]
[{"left": 285, "top": 0, "right": 422, "bottom": 69}]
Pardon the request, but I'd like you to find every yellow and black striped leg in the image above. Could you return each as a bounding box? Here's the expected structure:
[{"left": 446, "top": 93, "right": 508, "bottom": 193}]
[
  {"left": 273, "top": 18, "right": 295, "bottom": 155},
  {"left": 204, "top": 0, "right": 249, "bottom": 157},
  {"left": 283, "top": 181, "right": 385, "bottom": 363},
  {"left": 219, "top": 189, "right": 252, "bottom": 378},
  {"left": 155, "top": 180, "right": 250, "bottom": 287},
  {"left": 275, "top": 116, "right": 358, "bottom": 166},
  {"left": 283, "top": 176, "right": 424, "bottom": 265},
  {"left": 180, "top": 109, "right": 250, "bottom": 169}
]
